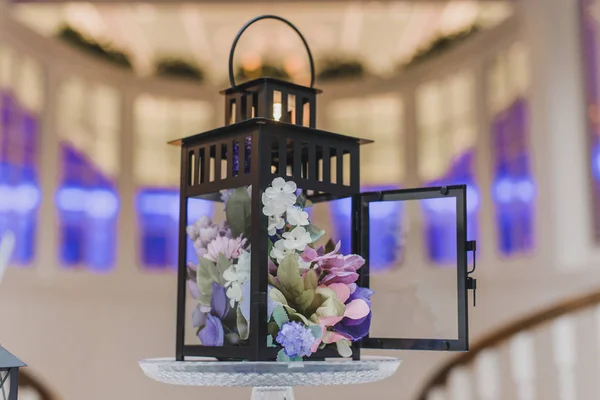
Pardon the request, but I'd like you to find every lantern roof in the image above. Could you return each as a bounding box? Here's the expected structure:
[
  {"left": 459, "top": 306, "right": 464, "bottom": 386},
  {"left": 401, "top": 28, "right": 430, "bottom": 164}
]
[
  {"left": 0, "top": 346, "right": 26, "bottom": 368},
  {"left": 168, "top": 117, "right": 373, "bottom": 147},
  {"left": 219, "top": 77, "right": 323, "bottom": 95}
]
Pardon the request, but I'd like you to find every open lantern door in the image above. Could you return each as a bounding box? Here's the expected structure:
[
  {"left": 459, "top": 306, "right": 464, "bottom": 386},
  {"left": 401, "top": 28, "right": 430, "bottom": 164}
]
[{"left": 356, "top": 185, "right": 475, "bottom": 352}]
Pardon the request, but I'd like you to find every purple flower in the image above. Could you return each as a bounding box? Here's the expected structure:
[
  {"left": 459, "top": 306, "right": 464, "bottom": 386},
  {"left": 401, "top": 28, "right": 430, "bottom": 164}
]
[
  {"left": 196, "top": 284, "right": 230, "bottom": 345},
  {"left": 198, "top": 314, "right": 224, "bottom": 346},
  {"left": 333, "top": 286, "right": 374, "bottom": 341},
  {"left": 276, "top": 322, "right": 316, "bottom": 358},
  {"left": 210, "top": 283, "right": 230, "bottom": 319}
]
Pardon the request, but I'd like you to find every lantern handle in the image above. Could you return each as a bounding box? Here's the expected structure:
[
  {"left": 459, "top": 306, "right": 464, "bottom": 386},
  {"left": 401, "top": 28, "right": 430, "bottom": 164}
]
[{"left": 228, "top": 15, "right": 316, "bottom": 89}]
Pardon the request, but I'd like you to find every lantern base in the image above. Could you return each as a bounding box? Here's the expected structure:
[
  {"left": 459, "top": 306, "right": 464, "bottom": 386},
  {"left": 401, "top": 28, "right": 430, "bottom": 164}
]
[
  {"left": 139, "top": 356, "right": 401, "bottom": 398},
  {"left": 252, "top": 387, "right": 294, "bottom": 400}
]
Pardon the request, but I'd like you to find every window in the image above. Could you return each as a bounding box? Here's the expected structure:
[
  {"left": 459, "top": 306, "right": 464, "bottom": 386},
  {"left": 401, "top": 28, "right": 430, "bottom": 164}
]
[
  {"left": 416, "top": 71, "right": 479, "bottom": 265},
  {"left": 580, "top": 0, "right": 600, "bottom": 242},
  {"left": 327, "top": 96, "right": 405, "bottom": 271},
  {"left": 327, "top": 95, "right": 404, "bottom": 185},
  {"left": 488, "top": 43, "right": 535, "bottom": 256},
  {"left": 56, "top": 78, "right": 120, "bottom": 272},
  {"left": 134, "top": 94, "right": 214, "bottom": 270},
  {"left": 0, "top": 46, "right": 42, "bottom": 265}
]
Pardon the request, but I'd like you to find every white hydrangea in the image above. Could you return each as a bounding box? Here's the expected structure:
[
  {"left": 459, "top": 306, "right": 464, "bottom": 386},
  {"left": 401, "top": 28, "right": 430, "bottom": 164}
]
[
  {"left": 262, "top": 177, "right": 297, "bottom": 216},
  {"left": 270, "top": 239, "right": 294, "bottom": 263},
  {"left": 268, "top": 214, "right": 285, "bottom": 235},
  {"left": 282, "top": 226, "right": 312, "bottom": 251},
  {"left": 223, "top": 250, "right": 251, "bottom": 307},
  {"left": 286, "top": 206, "right": 309, "bottom": 226}
]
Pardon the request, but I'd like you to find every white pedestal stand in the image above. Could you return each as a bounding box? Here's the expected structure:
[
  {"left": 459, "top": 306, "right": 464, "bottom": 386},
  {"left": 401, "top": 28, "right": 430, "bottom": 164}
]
[{"left": 139, "top": 356, "right": 401, "bottom": 400}]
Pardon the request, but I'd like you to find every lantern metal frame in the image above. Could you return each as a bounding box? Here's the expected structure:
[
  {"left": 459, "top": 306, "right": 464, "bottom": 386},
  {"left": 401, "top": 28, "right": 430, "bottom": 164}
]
[{"left": 172, "top": 15, "right": 476, "bottom": 363}]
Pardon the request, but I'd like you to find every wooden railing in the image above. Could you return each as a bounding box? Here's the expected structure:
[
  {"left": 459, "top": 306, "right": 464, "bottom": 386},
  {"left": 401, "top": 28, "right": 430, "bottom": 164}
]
[
  {"left": 18, "top": 370, "right": 58, "bottom": 400},
  {"left": 416, "top": 289, "right": 600, "bottom": 400}
]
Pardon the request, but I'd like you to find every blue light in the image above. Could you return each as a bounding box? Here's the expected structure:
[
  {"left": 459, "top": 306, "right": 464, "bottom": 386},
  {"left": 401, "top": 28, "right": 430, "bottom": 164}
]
[
  {"left": 515, "top": 179, "right": 535, "bottom": 203},
  {"left": 139, "top": 192, "right": 179, "bottom": 219},
  {"left": 0, "top": 95, "right": 40, "bottom": 266},
  {"left": 56, "top": 187, "right": 87, "bottom": 212},
  {"left": 0, "top": 184, "right": 40, "bottom": 214},
  {"left": 329, "top": 186, "right": 403, "bottom": 273},
  {"left": 491, "top": 98, "right": 535, "bottom": 256},
  {"left": 466, "top": 184, "right": 480, "bottom": 213},
  {"left": 136, "top": 188, "right": 213, "bottom": 270},
  {"left": 492, "top": 177, "right": 535, "bottom": 204},
  {"left": 593, "top": 144, "right": 600, "bottom": 181},
  {"left": 422, "top": 197, "right": 456, "bottom": 213},
  {"left": 494, "top": 178, "right": 513, "bottom": 204},
  {"left": 56, "top": 187, "right": 120, "bottom": 218}
]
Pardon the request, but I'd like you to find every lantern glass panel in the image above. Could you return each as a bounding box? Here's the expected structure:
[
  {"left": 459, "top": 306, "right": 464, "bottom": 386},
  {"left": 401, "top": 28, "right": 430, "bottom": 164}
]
[
  {"left": 359, "top": 186, "right": 469, "bottom": 351},
  {"left": 367, "top": 197, "right": 459, "bottom": 340},
  {"left": 184, "top": 188, "right": 252, "bottom": 349}
]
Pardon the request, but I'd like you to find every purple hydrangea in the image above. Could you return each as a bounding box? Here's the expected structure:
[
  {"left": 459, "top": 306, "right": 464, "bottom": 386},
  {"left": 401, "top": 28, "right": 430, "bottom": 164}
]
[{"left": 276, "top": 322, "right": 316, "bottom": 358}]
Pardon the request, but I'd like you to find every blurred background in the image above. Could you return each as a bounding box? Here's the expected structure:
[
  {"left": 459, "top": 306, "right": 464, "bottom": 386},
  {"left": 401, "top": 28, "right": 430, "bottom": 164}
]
[{"left": 0, "top": 0, "right": 598, "bottom": 399}]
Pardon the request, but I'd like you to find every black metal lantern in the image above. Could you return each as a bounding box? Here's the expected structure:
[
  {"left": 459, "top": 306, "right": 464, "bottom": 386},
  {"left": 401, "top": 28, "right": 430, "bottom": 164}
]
[
  {"left": 173, "top": 15, "right": 476, "bottom": 363},
  {"left": 0, "top": 346, "right": 25, "bottom": 400}
]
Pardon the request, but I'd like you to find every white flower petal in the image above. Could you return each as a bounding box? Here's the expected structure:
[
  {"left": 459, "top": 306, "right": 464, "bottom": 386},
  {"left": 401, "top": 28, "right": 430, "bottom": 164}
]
[
  {"left": 272, "top": 177, "right": 286, "bottom": 190},
  {"left": 283, "top": 180, "right": 297, "bottom": 193}
]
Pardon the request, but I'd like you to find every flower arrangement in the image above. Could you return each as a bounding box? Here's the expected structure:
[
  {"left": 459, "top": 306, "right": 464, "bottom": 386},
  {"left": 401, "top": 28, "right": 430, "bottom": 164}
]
[{"left": 186, "top": 177, "right": 373, "bottom": 360}]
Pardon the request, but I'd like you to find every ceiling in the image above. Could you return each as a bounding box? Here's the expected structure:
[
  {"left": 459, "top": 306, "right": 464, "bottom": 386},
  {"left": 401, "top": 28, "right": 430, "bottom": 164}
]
[{"left": 9, "top": 1, "right": 514, "bottom": 83}]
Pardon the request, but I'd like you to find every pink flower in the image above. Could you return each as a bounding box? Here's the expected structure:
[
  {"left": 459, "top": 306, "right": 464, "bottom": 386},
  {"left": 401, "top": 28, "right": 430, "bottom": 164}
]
[
  {"left": 309, "top": 283, "right": 371, "bottom": 352},
  {"left": 204, "top": 235, "right": 247, "bottom": 262},
  {"left": 301, "top": 242, "right": 365, "bottom": 285}
]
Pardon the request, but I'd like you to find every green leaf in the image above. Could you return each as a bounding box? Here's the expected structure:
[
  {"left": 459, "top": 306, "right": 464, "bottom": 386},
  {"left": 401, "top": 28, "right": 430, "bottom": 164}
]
[
  {"left": 290, "top": 356, "right": 303, "bottom": 362},
  {"left": 336, "top": 340, "right": 353, "bottom": 358},
  {"left": 324, "top": 239, "right": 336, "bottom": 254},
  {"left": 237, "top": 307, "right": 249, "bottom": 340},
  {"left": 303, "top": 269, "right": 318, "bottom": 291},
  {"left": 277, "top": 349, "right": 290, "bottom": 362},
  {"left": 277, "top": 254, "right": 304, "bottom": 300},
  {"left": 268, "top": 274, "right": 279, "bottom": 289},
  {"left": 305, "top": 224, "right": 325, "bottom": 243},
  {"left": 272, "top": 305, "right": 289, "bottom": 328},
  {"left": 295, "top": 290, "right": 315, "bottom": 313},
  {"left": 267, "top": 335, "right": 275, "bottom": 348},
  {"left": 315, "top": 296, "right": 346, "bottom": 319},
  {"left": 197, "top": 258, "right": 215, "bottom": 307},
  {"left": 269, "top": 287, "right": 289, "bottom": 306},
  {"left": 268, "top": 321, "right": 280, "bottom": 339},
  {"left": 284, "top": 305, "right": 313, "bottom": 326},
  {"left": 296, "top": 192, "right": 308, "bottom": 208},
  {"left": 216, "top": 254, "right": 232, "bottom": 274},
  {"left": 206, "top": 260, "right": 224, "bottom": 286},
  {"left": 310, "top": 325, "right": 322, "bottom": 340},
  {"left": 225, "top": 187, "right": 252, "bottom": 238}
]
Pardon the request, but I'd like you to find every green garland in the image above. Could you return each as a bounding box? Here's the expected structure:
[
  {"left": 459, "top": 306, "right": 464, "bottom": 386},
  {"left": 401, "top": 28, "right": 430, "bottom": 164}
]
[
  {"left": 57, "top": 26, "right": 132, "bottom": 69},
  {"left": 402, "top": 25, "right": 480, "bottom": 69},
  {"left": 155, "top": 58, "right": 205, "bottom": 82},
  {"left": 316, "top": 56, "right": 365, "bottom": 82},
  {"left": 234, "top": 62, "right": 290, "bottom": 83}
]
